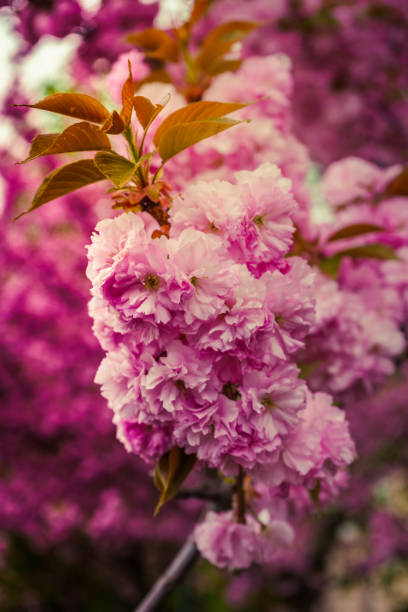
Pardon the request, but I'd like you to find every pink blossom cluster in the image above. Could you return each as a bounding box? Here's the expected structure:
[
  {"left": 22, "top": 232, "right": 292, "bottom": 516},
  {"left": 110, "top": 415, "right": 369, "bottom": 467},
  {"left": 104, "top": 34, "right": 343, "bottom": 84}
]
[
  {"left": 88, "top": 162, "right": 355, "bottom": 569},
  {"left": 297, "top": 157, "right": 408, "bottom": 398},
  {"left": 194, "top": 510, "right": 294, "bottom": 570},
  {"left": 195, "top": 389, "right": 355, "bottom": 570},
  {"left": 301, "top": 273, "right": 405, "bottom": 396},
  {"left": 5, "top": 0, "right": 408, "bottom": 590}
]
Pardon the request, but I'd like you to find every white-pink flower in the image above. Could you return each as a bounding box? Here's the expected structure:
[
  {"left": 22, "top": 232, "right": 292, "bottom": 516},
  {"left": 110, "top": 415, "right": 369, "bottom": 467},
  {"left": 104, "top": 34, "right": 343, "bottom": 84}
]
[
  {"left": 194, "top": 511, "right": 257, "bottom": 569},
  {"left": 170, "top": 163, "right": 297, "bottom": 276}
]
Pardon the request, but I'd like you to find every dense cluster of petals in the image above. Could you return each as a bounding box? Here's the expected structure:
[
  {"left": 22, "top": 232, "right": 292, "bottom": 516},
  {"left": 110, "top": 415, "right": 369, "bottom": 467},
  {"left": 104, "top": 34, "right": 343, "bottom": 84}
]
[
  {"left": 3, "top": 0, "right": 408, "bottom": 597},
  {"left": 302, "top": 273, "right": 405, "bottom": 395},
  {"left": 194, "top": 510, "right": 294, "bottom": 570},
  {"left": 170, "top": 163, "right": 297, "bottom": 276},
  {"left": 298, "top": 157, "right": 407, "bottom": 397},
  {"left": 88, "top": 162, "right": 355, "bottom": 568}
]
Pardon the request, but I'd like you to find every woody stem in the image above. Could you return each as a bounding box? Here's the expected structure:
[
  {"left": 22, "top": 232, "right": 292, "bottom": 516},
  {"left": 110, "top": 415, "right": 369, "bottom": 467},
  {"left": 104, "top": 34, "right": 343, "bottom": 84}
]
[
  {"left": 234, "top": 466, "right": 246, "bottom": 523},
  {"left": 134, "top": 532, "right": 198, "bottom": 612}
]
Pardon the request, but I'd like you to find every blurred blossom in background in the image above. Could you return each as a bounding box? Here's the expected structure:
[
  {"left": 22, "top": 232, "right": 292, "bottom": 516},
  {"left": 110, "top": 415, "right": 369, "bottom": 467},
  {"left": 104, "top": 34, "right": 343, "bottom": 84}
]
[{"left": 1, "top": 1, "right": 408, "bottom": 611}]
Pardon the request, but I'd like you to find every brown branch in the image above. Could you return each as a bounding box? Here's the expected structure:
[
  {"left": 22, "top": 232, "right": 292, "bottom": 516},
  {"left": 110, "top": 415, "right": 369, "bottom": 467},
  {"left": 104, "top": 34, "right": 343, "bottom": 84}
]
[
  {"left": 135, "top": 480, "right": 231, "bottom": 610},
  {"left": 233, "top": 466, "right": 246, "bottom": 523},
  {"left": 134, "top": 532, "right": 199, "bottom": 612},
  {"left": 176, "top": 485, "right": 231, "bottom": 508}
]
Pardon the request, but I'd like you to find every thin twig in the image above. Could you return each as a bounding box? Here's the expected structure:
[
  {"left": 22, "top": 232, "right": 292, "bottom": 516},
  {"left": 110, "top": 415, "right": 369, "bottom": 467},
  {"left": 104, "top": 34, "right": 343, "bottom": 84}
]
[
  {"left": 134, "top": 532, "right": 199, "bottom": 612},
  {"left": 176, "top": 486, "right": 231, "bottom": 507},
  {"left": 233, "top": 466, "right": 246, "bottom": 523}
]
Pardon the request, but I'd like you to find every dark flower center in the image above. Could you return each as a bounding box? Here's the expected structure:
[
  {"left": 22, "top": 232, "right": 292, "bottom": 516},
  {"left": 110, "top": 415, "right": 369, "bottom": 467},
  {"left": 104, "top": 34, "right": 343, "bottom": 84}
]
[
  {"left": 144, "top": 273, "right": 160, "bottom": 291},
  {"left": 261, "top": 394, "right": 275, "bottom": 409},
  {"left": 222, "top": 382, "right": 241, "bottom": 401}
]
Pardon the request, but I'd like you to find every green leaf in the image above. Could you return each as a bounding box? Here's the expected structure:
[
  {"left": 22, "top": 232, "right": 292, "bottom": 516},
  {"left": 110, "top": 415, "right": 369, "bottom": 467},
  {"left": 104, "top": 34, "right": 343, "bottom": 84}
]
[
  {"left": 19, "top": 134, "right": 58, "bottom": 163},
  {"left": 206, "top": 58, "right": 243, "bottom": 76},
  {"left": 318, "top": 256, "right": 342, "bottom": 279},
  {"left": 126, "top": 28, "right": 179, "bottom": 62},
  {"left": 133, "top": 96, "right": 156, "bottom": 129},
  {"left": 19, "top": 93, "right": 110, "bottom": 123},
  {"left": 197, "top": 21, "right": 258, "bottom": 73},
  {"left": 189, "top": 0, "right": 212, "bottom": 25},
  {"left": 19, "top": 122, "right": 111, "bottom": 163},
  {"left": 153, "top": 100, "right": 248, "bottom": 147},
  {"left": 14, "top": 159, "right": 106, "bottom": 219},
  {"left": 327, "top": 223, "right": 386, "bottom": 242},
  {"left": 385, "top": 167, "right": 408, "bottom": 197},
  {"left": 157, "top": 117, "right": 246, "bottom": 162},
  {"left": 133, "top": 94, "right": 170, "bottom": 130},
  {"left": 120, "top": 60, "right": 135, "bottom": 126},
  {"left": 100, "top": 110, "right": 125, "bottom": 134},
  {"left": 319, "top": 243, "right": 399, "bottom": 279},
  {"left": 335, "top": 243, "right": 400, "bottom": 260},
  {"left": 94, "top": 151, "right": 136, "bottom": 188},
  {"left": 153, "top": 447, "right": 196, "bottom": 515}
]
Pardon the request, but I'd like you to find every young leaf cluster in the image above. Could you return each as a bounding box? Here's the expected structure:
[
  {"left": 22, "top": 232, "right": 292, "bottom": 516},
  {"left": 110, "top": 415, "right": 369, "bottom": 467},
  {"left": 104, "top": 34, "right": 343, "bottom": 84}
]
[
  {"left": 126, "top": 11, "right": 259, "bottom": 101},
  {"left": 15, "top": 63, "right": 248, "bottom": 220}
]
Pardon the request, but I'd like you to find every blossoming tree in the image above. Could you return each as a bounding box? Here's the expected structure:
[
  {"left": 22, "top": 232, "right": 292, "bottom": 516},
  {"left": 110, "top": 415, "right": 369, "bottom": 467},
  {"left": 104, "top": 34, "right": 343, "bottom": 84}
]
[{"left": 3, "top": 0, "right": 408, "bottom": 609}]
